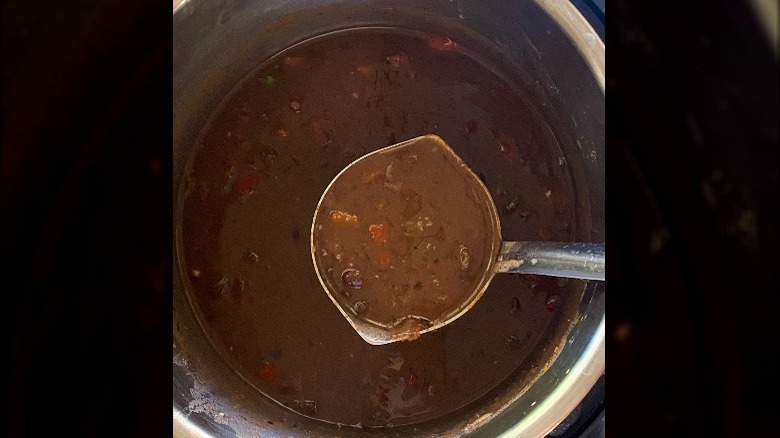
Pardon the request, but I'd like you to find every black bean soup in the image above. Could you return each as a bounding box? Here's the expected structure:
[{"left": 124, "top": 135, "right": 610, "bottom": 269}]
[{"left": 179, "top": 28, "right": 583, "bottom": 427}]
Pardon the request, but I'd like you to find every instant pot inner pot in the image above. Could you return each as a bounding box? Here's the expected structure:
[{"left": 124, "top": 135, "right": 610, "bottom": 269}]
[{"left": 174, "top": 1, "right": 604, "bottom": 437}]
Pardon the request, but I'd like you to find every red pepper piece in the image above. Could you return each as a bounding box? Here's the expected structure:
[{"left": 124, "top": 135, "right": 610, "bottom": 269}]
[
  {"left": 369, "top": 223, "right": 388, "bottom": 245},
  {"left": 235, "top": 174, "right": 261, "bottom": 196},
  {"left": 428, "top": 37, "right": 459, "bottom": 52}
]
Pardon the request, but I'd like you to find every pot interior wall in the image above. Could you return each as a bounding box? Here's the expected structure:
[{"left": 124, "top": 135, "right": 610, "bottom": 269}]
[{"left": 173, "top": 1, "right": 603, "bottom": 436}]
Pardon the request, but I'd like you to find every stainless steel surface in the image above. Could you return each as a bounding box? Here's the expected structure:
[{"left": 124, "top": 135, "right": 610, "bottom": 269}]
[
  {"left": 748, "top": 0, "right": 778, "bottom": 56},
  {"left": 174, "top": 1, "right": 604, "bottom": 436},
  {"left": 496, "top": 242, "right": 605, "bottom": 281}
]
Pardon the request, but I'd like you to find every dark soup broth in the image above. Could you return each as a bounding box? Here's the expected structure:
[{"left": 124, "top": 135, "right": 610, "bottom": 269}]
[{"left": 178, "top": 28, "right": 583, "bottom": 427}]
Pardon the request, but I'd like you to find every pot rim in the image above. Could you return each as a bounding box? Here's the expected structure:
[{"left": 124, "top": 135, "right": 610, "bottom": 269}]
[{"left": 495, "top": 3, "right": 605, "bottom": 435}]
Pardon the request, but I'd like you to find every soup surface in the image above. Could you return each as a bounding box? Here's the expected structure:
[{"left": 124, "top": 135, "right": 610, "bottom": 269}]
[
  {"left": 179, "top": 28, "right": 581, "bottom": 427},
  {"left": 312, "top": 135, "right": 498, "bottom": 334}
]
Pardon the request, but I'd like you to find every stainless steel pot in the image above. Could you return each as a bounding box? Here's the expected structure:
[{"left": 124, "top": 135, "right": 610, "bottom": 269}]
[{"left": 173, "top": 1, "right": 604, "bottom": 436}]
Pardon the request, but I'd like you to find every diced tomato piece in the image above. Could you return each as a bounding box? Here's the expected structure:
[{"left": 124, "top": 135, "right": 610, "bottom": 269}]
[
  {"left": 361, "top": 169, "right": 383, "bottom": 183},
  {"left": 378, "top": 250, "right": 393, "bottom": 268},
  {"left": 407, "top": 369, "right": 418, "bottom": 386},
  {"left": 355, "top": 64, "right": 375, "bottom": 76},
  {"left": 401, "top": 368, "right": 421, "bottom": 401},
  {"left": 283, "top": 56, "right": 303, "bottom": 67},
  {"left": 257, "top": 362, "right": 294, "bottom": 392},
  {"left": 231, "top": 278, "right": 245, "bottom": 300},
  {"left": 258, "top": 362, "right": 281, "bottom": 383},
  {"left": 236, "top": 174, "right": 261, "bottom": 196},
  {"left": 369, "top": 223, "right": 388, "bottom": 245}
]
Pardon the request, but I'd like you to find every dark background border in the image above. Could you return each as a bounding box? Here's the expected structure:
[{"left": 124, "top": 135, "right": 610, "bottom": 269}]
[
  {"left": 606, "top": 0, "right": 777, "bottom": 436},
  {"left": 2, "top": 0, "right": 172, "bottom": 435}
]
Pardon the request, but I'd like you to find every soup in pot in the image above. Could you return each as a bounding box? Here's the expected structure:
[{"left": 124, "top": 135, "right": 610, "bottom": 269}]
[{"left": 178, "top": 28, "right": 583, "bottom": 427}]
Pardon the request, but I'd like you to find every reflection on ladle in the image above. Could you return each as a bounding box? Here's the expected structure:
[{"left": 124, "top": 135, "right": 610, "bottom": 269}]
[{"left": 311, "top": 134, "right": 604, "bottom": 345}]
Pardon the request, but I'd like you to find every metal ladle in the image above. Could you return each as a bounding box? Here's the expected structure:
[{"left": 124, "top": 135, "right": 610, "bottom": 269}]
[{"left": 311, "top": 134, "right": 603, "bottom": 345}]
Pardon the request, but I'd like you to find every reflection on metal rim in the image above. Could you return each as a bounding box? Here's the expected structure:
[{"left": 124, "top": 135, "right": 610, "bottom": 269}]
[
  {"left": 173, "top": 0, "right": 190, "bottom": 14},
  {"left": 500, "top": 322, "right": 605, "bottom": 438},
  {"left": 536, "top": 0, "right": 606, "bottom": 93},
  {"left": 748, "top": 0, "right": 778, "bottom": 56},
  {"left": 174, "top": 409, "right": 209, "bottom": 438},
  {"left": 492, "top": 2, "right": 604, "bottom": 436}
]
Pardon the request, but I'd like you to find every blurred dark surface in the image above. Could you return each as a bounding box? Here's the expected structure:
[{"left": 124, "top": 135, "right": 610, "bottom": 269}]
[
  {"left": 2, "top": 0, "right": 172, "bottom": 435},
  {"left": 607, "top": 0, "right": 777, "bottom": 436},
  {"left": 1, "top": 0, "right": 777, "bottom": 436}
]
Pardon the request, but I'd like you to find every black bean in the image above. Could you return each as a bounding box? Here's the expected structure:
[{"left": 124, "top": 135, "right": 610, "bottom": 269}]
[
  {"left": 505, "top": 196, "right": 521, "bottom": 214},
  {"left": 288, "top": 97, "right": 302, "bottom": 112},
  {"left": 244, "top": 251, "right": 259, "bottom": 263},
  {"left": 505, "top": 335, "right": 523, "bottom": 350},
  {"left": 546, "top": 295, "right": 561, "bottom": 311},
  {"left": 342, "top": 268, "right": 363, "bottom": 289},
  {"left": 518, "top": 208, "right": 537, "bottom": 222},
  {"left": 510, "top": 297, "right": 521, "bottom": 314}
]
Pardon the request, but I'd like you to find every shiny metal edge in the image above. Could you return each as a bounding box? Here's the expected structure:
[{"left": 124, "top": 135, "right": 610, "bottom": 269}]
[
  {"left": 174, "top": 409, "right": 210, "bottom": 438},
  {"left": 748, "top": 0, "right": 778, "bottom": 56},
  {"left": 498, "top": 319, "right": 605, "bottom": 438},
  {"left": 536, "top": 0, "right": 606, "bottom": 93},
  {"left": 493, "top": 2, "right": 605, "bottom": 436},
  {"left": 173, "top": 0, "right": 191, "bottom": 14}
]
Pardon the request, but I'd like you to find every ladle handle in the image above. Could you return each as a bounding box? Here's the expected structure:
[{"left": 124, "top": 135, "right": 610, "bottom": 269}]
[{"left": 494, "top": 241, "right": 605, "bottom": 281}]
